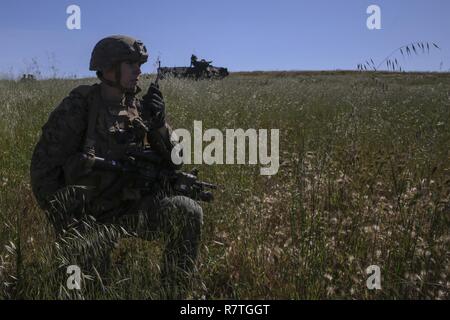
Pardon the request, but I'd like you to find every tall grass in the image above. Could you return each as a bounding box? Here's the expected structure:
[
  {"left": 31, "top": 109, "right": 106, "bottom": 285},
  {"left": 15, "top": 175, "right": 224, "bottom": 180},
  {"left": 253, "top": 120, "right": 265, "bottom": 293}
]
[
  {"left": 0, "top": 72, "right": 449, "bottom": 299},
  {"left": 358, "top": 41, "right": 442, "bottom": 72}
]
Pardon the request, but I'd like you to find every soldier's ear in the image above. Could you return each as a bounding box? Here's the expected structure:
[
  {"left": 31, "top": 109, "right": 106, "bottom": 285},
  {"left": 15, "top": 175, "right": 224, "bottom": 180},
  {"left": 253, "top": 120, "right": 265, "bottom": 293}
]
[{"left": 102, "top": 67, "right": 116, "bottom": 81}]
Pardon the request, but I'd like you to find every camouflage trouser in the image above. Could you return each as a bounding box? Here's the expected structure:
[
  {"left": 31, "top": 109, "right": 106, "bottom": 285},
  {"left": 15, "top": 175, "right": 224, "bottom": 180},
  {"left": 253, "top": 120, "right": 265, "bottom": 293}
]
[{"left": 46, "top": 185, "right": 203, "bottom": 298}]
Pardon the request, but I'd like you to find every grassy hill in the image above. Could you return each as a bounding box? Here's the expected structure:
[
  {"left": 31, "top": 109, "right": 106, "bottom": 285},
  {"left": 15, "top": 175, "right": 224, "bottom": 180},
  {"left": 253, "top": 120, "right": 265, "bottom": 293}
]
[{"left": 0, "top": 71, "right": 449, "bottom": 299}]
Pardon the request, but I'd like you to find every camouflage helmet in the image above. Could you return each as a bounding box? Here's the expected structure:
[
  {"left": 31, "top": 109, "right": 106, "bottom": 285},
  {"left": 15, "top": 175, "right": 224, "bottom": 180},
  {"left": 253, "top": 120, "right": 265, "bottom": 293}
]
[{"left": 89, "top": 35, "right": 148, "bottom": 71}]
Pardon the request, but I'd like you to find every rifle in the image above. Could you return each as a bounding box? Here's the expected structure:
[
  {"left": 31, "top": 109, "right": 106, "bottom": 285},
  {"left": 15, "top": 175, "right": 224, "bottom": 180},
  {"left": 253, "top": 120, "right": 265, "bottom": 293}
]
[{"left": 91, "top": 149, "right": 217, "bottom": 202}]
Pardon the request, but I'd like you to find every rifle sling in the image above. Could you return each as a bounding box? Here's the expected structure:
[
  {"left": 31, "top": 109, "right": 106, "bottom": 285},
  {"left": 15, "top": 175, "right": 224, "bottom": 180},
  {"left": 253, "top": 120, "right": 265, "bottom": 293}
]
[{"left": 83, "top": 85, "right": 101, "bottom": 154}]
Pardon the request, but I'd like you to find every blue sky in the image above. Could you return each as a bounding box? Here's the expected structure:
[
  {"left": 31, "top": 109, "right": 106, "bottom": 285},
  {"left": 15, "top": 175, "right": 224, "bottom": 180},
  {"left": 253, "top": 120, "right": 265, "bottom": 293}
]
[{"left": 1, "top": 0, "right": 449, "bottom": 77}]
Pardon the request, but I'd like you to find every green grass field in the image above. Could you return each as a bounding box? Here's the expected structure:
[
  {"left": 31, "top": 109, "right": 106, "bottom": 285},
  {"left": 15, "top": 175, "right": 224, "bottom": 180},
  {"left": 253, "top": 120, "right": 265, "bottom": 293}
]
[{"left": 0, "top": 71, "right": 449, "bottom": 299}]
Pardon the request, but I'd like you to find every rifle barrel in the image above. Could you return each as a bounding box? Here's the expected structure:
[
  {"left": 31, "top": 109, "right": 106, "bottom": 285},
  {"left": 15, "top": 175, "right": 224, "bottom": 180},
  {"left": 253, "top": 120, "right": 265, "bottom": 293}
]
[{"left": 196, "top": 181, "right": 217, "bottom": 189}]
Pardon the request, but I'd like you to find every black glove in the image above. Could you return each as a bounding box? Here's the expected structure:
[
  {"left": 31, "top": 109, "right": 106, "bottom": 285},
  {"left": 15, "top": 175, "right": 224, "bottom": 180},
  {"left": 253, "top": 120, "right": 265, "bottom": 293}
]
[{"left": 142, "top": 83, "right": 166, "bottom": 129}]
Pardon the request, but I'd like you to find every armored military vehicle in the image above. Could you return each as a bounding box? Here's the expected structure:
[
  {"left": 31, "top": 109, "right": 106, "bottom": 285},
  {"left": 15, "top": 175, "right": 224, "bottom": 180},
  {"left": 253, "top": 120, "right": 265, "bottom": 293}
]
[
  {"left": 157, "top": 55, "right": 229, "bottom": 80},
  {"left": 19, "top": 74, "right": 37, "bottom": 82}
]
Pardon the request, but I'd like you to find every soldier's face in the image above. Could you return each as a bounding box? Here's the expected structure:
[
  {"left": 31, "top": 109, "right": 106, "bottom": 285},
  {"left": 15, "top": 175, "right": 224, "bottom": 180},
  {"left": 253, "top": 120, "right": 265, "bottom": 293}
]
[{"left": 119, "top": 60, "right": 142, "bottom": 89}]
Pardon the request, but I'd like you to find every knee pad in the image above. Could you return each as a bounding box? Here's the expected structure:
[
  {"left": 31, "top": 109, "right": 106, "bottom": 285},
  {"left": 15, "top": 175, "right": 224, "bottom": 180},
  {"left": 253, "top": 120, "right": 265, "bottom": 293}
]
[{"left": 161, "top": 195, "right": 203, "bottom": 227}]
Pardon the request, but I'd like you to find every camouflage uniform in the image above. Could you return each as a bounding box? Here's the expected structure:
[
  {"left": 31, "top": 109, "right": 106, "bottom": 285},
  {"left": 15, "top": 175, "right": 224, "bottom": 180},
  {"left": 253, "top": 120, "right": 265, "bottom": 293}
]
[{"left": 30, "top": 36, "right": 203, "bottom": 298}]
